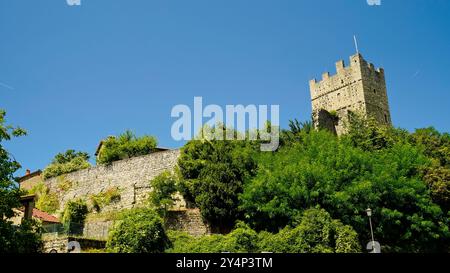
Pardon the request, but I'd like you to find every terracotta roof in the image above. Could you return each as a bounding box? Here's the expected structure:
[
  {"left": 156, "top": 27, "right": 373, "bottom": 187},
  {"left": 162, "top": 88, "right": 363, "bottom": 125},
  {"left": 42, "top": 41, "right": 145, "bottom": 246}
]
[{"left": 32, "top": 208, "right": 60, "bottom": 223}]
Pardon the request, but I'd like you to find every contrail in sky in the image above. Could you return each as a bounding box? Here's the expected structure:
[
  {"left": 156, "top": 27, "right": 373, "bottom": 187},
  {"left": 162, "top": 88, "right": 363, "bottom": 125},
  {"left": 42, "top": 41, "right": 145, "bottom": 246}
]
[{"left": 0, "top": 81, "right": 14, "bottom": 90}]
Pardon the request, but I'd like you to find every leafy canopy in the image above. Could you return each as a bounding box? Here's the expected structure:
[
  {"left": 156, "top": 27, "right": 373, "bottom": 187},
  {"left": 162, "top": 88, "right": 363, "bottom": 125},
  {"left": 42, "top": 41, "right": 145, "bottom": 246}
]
[
  {"left": 241, "top": 120, "right": 450, "bottom": 252},
  {"left": 0, "top": 109, "right": 41, "bottom": 253},
  {"left": 167, "top": 208, "right": 360, "bottom": 253},
  {"left": 106, "top": 208, "right": 170, "bottom": 253},
  {"left": 177, "top": 127, "right": 259, "bottom": 231},
  {"left": 148, "top": 170, "right": 179, "bottom": 216},
  {"left": 42, "top": 149, "right": 91, "bottom": 179},
  {"left": 29, "top": 182, "right": 59, "bottom": 214}
]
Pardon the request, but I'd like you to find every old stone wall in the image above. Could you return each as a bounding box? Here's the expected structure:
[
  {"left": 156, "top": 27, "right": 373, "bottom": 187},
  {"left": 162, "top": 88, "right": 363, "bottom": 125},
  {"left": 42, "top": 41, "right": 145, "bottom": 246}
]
[
  {"left": 42, "top": 236, "right": 68, "bottom": 253},
  {"left": 42, "top": 236, "right": 106, "bottom": 253},
  {"left": 83, "top": 220, "right": 114, "bottom": 240},
  {"left": 165, "top": 208, "right": 210, "bottom": 237},
  {"left": 41, "top": 149, "right": 210, "bottom": 240},
  {"left": 45, "top": 149, "right": 181, "bottom": 213}
]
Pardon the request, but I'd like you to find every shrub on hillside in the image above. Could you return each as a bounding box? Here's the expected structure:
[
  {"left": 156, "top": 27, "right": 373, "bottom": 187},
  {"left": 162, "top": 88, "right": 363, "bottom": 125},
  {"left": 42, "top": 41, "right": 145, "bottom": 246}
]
[
  {"left": 257, "top": 208, "right": 360, "bottom": 253},
  {"left": 42, "top": 150, "right": 90, "bottom": 179},
  {"left": 167, "top": 210, "right": 359, "bottom": 253},
  {"left": 148, "top": 171, "right": 179, "bottom": 215},
  {"left": 96, "top": 130, "right": 158, "bottom": 165},
  {"left": 106, "top": 208, "right": 170, "bottom": 253},
  {"left": 61, "top": 199, "right": 88, "bottom": 235},
  {"left": 177, "top": 126, "right": 259, "bottom": 231}
]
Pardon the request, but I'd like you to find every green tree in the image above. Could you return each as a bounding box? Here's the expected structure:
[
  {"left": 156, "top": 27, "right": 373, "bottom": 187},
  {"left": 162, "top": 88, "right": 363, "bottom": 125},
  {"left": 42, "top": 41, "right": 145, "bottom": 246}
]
[
  {"left": 148, "top": 171, "right": 179, "bottom": 216},
  {"left": 97, "top": 130, "right": 158, "bottom": 165},
  {"left": 422, "top": 166, "right": 450, "bottom": 211},
  {"left": 410, "top": 127, "right": 450, "bottom": 167},
  {"left": 106, "top": 208, "right": 170, "bottom": 253},
  {"left": 178, "top": 127, "right": 258, "bottom": 231},
  {"left": 280, "top": 119, "right": 313, "bottom": 146},
  {"left": 344, "top": 114, "right": 409, "bottom": 151},
  {"left": 0, "top": 110, "right": 42, "bottom": 253},
  {"left": 42, "top": 149, "right": 91, "bottom": 179},
  {"left": 240, "top": 129, "right": 450, "bottom": 252}
]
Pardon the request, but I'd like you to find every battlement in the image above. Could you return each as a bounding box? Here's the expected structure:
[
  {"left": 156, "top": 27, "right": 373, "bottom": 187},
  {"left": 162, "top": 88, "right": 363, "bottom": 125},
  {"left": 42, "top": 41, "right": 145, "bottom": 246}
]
[
  {"left": 309, "top": 53, "right": 391, "bottom": 136},
  {"left": 309, "top": 54, "right": 384, "bottom": 91}
]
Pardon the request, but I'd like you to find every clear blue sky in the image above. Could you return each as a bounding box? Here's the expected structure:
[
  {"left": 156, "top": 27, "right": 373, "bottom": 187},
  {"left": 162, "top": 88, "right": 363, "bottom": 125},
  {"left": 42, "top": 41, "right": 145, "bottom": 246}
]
[{"left": 1, "top": 0, "right": 449, "bottom": 174}]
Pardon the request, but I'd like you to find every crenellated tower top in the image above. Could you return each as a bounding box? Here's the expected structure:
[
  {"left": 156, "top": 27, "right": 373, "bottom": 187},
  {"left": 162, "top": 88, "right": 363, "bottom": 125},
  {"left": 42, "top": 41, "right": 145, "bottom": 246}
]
[{"left": 309, "top": 53, "right": 391, "bottom": 135}]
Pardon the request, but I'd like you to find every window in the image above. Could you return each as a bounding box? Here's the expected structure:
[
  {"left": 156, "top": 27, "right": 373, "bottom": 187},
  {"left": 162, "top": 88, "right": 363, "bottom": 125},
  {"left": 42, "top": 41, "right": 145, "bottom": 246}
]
[
  {"left": 373, "top": 89, "right": 377, "bottom": 94},
  {"left": 384, "top": 114, "right": 388, "bottom": 123}
]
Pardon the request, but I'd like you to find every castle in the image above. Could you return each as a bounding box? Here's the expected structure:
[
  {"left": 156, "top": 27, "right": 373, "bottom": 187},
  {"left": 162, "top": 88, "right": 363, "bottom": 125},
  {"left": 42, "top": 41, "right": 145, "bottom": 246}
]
[
  {"left": 17, "top": 53, "right": 392, "bottom": 252},
  {"left": 309, "top": 53, "right": 391, "bottom": 135}
]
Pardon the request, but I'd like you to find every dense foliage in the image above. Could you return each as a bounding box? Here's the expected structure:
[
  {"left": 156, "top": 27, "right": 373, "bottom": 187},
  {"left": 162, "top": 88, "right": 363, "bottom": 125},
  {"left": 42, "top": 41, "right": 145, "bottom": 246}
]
[
  {"left": 106, "top": 208, "right": 170, "bottom": 253},
  {"left": 42, "top": 149, "right": 91, "bottom": 179},
  {"left": 29, "top": 182, "right": 60, "bottom": 214},
  {"left": 0, "top": 110, "right": 42, "bottom": 253},
  {"left": 177, "top": 128, "right": 259, "bottom": 231},
  {"left": 167, "top": 208, "right": 360, "bottom": 253},
  {"left": 173, "top": 115, "right": 450, "bottom": 252},
  {"left": 148, "top": 171, "right": 179, "bottom": 215},
  {"left": 96, "top": 130, "right": 158, "bottom": 165},
  {"left": 240, "top": 117, "right": 450, "bottom": 252},
  {"left": 61, "top": 199, "right": 88, "bottom": 234}
]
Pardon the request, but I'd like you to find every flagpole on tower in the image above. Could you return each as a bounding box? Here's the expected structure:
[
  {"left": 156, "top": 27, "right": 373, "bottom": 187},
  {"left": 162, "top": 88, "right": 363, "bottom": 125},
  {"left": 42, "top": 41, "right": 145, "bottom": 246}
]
[{"left": 353, "top": 35, "right": 359, "bottom": 54}]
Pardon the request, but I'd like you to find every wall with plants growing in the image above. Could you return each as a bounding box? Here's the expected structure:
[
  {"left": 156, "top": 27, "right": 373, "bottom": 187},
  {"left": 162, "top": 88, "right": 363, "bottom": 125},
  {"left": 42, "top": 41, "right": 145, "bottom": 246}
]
[{"left": 43, "top": 149, "right": 180, "bottom": 217}]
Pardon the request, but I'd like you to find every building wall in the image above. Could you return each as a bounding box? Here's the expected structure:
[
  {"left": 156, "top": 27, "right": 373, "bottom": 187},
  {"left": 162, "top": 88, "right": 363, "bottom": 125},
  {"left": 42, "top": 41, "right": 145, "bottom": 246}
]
[
  {"left": 20, "top": 174, "right": 43, "bottom": 191},
  {"left": 309, "top": 53, "right": 391, "bottom": 135}
]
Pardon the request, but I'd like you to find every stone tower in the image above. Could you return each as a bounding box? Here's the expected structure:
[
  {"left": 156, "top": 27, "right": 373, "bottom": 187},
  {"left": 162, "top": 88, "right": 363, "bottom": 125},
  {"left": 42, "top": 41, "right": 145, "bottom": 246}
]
[{"left": 309, "top": 53, "right": 392, "bottom": 135}]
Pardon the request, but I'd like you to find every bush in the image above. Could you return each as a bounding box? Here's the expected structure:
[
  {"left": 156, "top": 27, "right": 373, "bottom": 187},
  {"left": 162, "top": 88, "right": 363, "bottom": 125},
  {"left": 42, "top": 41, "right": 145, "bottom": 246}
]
[
  {"left": 56, "top": 176, "right": 73, "bottom": 192},
  {"left": 42, "top": 150, "right": 91, "bottom": 179},
  {"left": 177, "top": 127, "right": 258, "bottom": 231},
  {"left": 167, "top": 210, "right": 359, "bottom": 253},
  {"left": 257, "top": 208, "right": 360, "bottom": 253},
  {"left": 61, "top": 199, "right": 88, "bottom": 234},
  {"left": 0, "top": 219, "right": 43, "bottom": 253},
  {"left": 106, "top": 208, "right": 170, "bottom": 253},
  {"left": 96, "top": 130, "right": 158, "bottom": 165},
  {"left": 89, "top": 187, "right": 121, "bottom": 212},
  {"left": 148, "top": 171, "right": 179, "bottom": 215},
  {"left": 168, "top": 222, "right": 259, "bottom": 253},
  {"left": 29, "top": 182, "right": 60, "bottom": 214}
]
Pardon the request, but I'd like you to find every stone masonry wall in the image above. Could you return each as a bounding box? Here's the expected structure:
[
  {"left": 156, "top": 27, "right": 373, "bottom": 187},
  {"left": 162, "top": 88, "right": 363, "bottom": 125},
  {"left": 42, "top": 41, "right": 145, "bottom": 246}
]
[
  {"left": 45, "top": 149, "right": 181, "bottom": 213},
  {"left": 165, "top": 208, "right": 210, "bottom": 237},
  {"left": 42, "top": 149, "right": 210, "bottom": 239}
]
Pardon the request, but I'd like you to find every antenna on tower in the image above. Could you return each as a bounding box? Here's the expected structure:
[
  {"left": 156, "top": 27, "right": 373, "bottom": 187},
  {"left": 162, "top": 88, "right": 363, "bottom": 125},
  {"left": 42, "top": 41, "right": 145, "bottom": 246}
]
[{"left": 353, "top": 35, "right": 359, "bottom": 54}]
